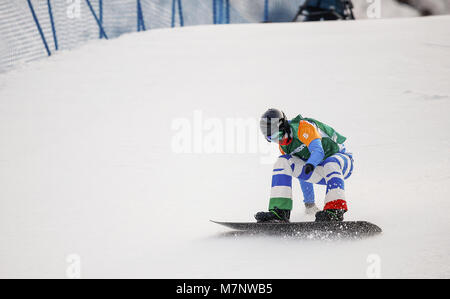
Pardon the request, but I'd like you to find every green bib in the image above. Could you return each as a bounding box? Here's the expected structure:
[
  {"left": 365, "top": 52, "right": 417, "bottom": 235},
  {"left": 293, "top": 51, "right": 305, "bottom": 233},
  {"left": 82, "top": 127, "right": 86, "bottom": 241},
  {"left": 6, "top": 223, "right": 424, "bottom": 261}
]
[{"left": 279, "top": 115, "right": 346, "bottom": 161}]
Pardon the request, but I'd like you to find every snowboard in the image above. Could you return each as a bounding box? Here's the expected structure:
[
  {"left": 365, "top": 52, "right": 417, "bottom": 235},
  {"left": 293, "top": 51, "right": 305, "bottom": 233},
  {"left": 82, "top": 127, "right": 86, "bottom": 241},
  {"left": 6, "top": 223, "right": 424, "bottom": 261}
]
[{"left": 211, "top": 220, "right": 382, "bottom": 238}]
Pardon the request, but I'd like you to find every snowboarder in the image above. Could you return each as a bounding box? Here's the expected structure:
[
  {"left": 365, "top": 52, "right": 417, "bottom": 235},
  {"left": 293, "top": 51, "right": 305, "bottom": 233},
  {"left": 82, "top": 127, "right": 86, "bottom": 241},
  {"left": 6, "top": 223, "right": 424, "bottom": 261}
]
[{"left": 255, "top": 108, "right": 354, "bottom": 223}]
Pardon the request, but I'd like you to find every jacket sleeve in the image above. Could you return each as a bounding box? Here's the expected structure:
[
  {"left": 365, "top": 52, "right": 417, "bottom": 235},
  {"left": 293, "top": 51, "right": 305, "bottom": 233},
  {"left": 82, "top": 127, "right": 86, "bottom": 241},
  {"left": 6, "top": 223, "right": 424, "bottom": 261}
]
[
  {"left": 297, "top": 120, "right": 324, "bottom": 166},
  {"left": 306, "top": 138, "right": 325, "bottom": 166}
]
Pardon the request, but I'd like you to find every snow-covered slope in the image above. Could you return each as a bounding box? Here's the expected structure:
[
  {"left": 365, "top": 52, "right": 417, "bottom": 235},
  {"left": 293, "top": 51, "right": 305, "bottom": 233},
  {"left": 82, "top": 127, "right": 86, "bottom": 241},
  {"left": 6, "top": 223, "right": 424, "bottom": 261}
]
[{"left": 0, "top": 16, "right": 449, "bottom": 278}]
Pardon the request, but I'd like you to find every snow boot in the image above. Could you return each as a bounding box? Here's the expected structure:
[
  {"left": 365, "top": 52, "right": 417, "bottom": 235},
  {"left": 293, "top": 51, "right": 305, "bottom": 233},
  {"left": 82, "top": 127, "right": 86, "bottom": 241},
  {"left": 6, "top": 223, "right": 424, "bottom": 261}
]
[
  {"left": 255, "top": 207, "right": 290, "bottom": 223},
  {"left": 315, "top": 209, "right": 346, "bottom": 222}
]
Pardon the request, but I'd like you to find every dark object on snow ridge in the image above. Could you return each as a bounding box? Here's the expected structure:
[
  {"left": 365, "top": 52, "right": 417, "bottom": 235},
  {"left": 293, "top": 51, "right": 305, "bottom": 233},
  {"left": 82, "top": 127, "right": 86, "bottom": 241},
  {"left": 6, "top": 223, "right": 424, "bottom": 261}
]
[{"left": 293, "top": 0, "right": 355, "bottom": 22}]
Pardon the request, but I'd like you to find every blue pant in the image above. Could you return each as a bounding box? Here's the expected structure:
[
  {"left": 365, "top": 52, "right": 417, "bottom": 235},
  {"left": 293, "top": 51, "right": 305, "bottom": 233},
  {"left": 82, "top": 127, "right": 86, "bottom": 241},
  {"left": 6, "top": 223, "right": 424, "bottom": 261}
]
[{"left": 268, "top": 151, "right": 354, "bottom": 211}]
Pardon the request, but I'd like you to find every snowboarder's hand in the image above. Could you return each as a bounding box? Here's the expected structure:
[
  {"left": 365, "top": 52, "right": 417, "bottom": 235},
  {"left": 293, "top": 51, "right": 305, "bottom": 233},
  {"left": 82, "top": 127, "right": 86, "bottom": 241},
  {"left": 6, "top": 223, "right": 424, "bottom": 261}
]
[
  {"left": 299, "top": 163, "right": 315, "bottom": 180},
  {"left": 304, "top": 163, "right": 314, "bottom": 175}
]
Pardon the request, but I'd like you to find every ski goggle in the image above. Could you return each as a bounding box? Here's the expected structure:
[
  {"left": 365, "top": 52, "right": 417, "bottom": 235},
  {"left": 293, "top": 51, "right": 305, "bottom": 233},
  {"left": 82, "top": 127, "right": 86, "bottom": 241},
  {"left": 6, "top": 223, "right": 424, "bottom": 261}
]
[
  {"left": 265, "top": 130, "right": 283, "bottom": 143},
  {"left": 260, "top": 114, "right": 290, "bottom": 144}
]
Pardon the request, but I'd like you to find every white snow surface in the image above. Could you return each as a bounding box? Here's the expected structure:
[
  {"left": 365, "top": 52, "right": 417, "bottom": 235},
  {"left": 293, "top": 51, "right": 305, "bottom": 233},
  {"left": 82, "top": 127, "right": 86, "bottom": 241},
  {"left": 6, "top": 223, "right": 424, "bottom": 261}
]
[{"left": 0, "top": 16, "right": 450, "bottom": 278}]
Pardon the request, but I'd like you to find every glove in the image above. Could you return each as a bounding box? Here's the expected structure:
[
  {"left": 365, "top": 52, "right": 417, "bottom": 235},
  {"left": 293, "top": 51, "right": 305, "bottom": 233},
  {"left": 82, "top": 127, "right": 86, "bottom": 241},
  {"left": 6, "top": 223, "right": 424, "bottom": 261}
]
[
  {"left": 304, "top": 163, "right": 315, "bottom": 175},
  {"left": 299, "top": 163, "right": 315, "bottom": 181}
]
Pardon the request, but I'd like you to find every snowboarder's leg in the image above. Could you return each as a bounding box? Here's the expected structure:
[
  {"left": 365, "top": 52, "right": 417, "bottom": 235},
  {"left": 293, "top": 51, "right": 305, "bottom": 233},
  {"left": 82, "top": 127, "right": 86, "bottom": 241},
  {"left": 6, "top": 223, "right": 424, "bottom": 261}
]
[
  {"left": 299, "top": 180, "right": 320, "bottom": 214},
  {"left": 315, "top": 152, "right": 354, "bottom": 221},
  {"left": 268, "top": 155, "right": 322, "bottom": 215},
  {"left": 299, "top": 180, "right": 314, "bottom": 204},
  {"left": 255, "top": 152, "right": 353, "bottom": 222},
  {"left": 268, "top": 155, "right": 295, "bottom": 211},
  {"left": 255, "top": 155, "right": 299, "bottom": 222}
]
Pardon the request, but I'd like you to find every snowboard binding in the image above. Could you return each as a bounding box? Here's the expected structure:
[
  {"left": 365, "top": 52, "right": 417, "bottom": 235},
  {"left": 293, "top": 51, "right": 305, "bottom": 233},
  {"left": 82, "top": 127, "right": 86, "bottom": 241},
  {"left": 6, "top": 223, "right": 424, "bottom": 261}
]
[
  {"left": 315, "top": 209, "right": 346, "bottom": 222},
  {"left": 255, "top": 207, "right": 291, "bottom": 223}
]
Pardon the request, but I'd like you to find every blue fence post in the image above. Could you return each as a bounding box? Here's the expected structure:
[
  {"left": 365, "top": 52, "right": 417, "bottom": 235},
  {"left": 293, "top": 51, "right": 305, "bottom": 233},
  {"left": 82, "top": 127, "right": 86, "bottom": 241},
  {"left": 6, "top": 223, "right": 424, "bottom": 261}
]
[
  {"left": 171, "top": 0, "right": 176, "bottom": 27},
  {"left": 47, "top": 0, "right": 58, "bottom": 51},
  {"left": 137, "top": 0, "right": 140, "bottom": 31},
  {"left": 225, "top": 0, "right": 230, "bottom": 24},
  {"left": 264, "top": 0, "right": 269, "bottom": 22},
  {"left": 85, "top": 0, "right": 108, "bottom": 39},
  {"left": 218, "top": 0, "right": 223, "bottom": 24},
  {"left": 99, "top": 0, "right": 103, "bottom": 38},
  {"left": 27, "top": 0, "right": 51, "bottom": 56},
  {"left": 171, "top": 0, "right": 184, "bottom": 28},
  {"left": 177, "top": 0, "right": 184, "bottom": 27},
  {"left": 137, "top": 0, "right": 146, "bottom": 31},
  {"left": 212, "top": 0, "right": 217, "bottom": 24}
]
